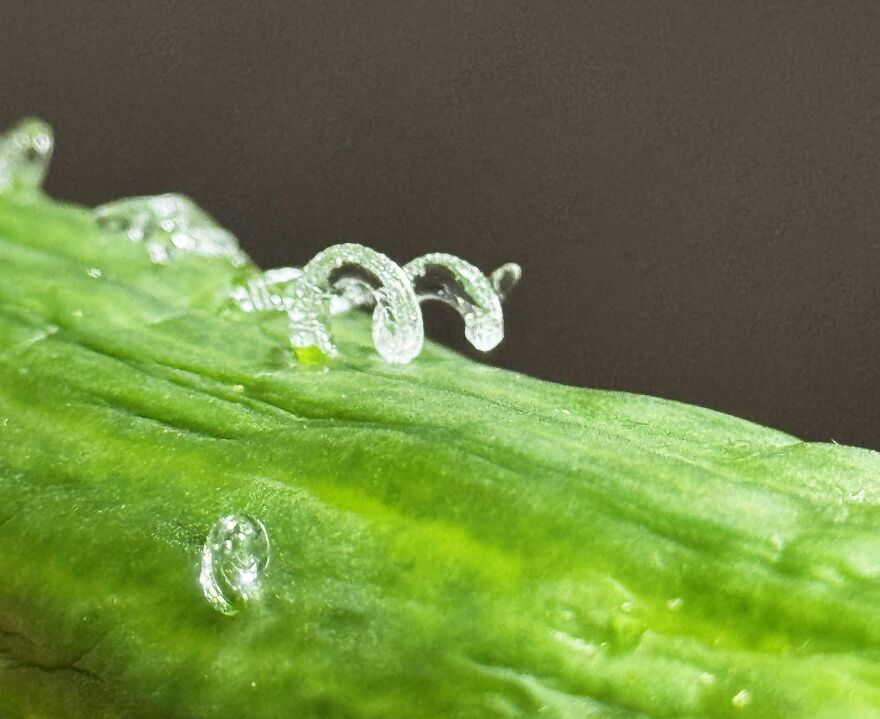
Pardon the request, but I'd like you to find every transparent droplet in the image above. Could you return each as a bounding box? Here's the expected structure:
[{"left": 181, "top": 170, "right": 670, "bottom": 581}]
[
  {"left": 199, "top": 514, "right": 270, "bottom": 616},
  {"left": 291, "top": 243, "right": 424, "bottom": 364},
  {"left": 404, "top": 253, "right": 505, "bottom": 352},
  {"left": 0, "top": 118, "right": 54, "bottom": 193},
  {"left": 229, "top": 266, "right": 303, "bottom": 314},
  {"left": 490, "top": 262, "right": 522, "bottom": 300},
  {"left": 94, "top": 194, "right": 248, "bottom": 267}
]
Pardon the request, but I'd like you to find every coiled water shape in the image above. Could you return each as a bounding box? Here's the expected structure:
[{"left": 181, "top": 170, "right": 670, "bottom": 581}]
[
  {"left": 290, "top": 244, "right": 425, "bottom": 364},
  {"left": 0, "top": 118, "right": 54, "bottom": 193},
  {"left": 404, "top": 253, "right": 505, "bottom": 352},
  {"left": 94, "top": 194, "right": 248, "bottom": 267},
  {"left": 231, "top": 246, "right": 520, "bottom": 365}
]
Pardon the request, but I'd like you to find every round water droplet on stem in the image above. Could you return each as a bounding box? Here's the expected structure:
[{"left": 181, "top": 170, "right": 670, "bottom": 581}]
[{"left": 199, "top": 514, "right": 270, "bottom": 616}]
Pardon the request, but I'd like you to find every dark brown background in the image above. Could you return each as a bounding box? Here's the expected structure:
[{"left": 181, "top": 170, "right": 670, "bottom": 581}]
[{"left": 2, "top": 1, "right": 879, "bottom": 448}]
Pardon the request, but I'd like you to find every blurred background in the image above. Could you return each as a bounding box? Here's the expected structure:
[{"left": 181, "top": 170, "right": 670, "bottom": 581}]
[{"left": 2, "top": 1, "right": 878, "bottom": 448}]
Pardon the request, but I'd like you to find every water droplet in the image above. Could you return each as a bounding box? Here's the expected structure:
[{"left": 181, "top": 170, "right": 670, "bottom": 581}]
[
  {"left": 0, "top": 118, "right": 54, "bottom": 193},
  {"left": 403, "top": 253, "right": 505, "bottom": 352},
  {"left": 199, "top": 514, "right": 270, "bottom": 616},
  {"left": 94, "top": 194, "right": 248, "bottom": 267},
  {"left": 229, "top": 266, "right": 304, "bottom": 314},
  {"left": 731, "top": 689, "right": 752, "bottom": 708},
  {"left": 666, "top": 597, "right": 683, "bottom": 611},
  {"left": 291, "top": 243, "right": 424, "bottom": 364},
  {"left": 87, "top": 267, "right": 103, "bottom": 279},
  {"left": 490, "top": 262, "right": 522, "bottom": 300},
  {"left": 699, "top": 672, "right": 716, "bottom": 686}
]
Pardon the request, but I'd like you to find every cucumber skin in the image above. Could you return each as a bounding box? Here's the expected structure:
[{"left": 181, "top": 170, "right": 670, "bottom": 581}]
[{"left": 0, "top": 192, "right": 879, "bottom": 718}]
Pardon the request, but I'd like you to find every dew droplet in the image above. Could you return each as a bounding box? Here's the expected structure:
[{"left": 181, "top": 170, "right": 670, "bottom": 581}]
[
  {"left": 490, "top": 261, "right": 522, "bottom": 300},
  {"left": 94, "top": 194, "right": 248, "bottom": 267},
  {"left": 0, "top": 118, "right": 54, "bottom": 193},
  {"left": 86, "top": 267, "right": 103, "bottom": 279},
  {"left": 199, "top": 514, "right": 270, "bottom": 616},
  {"left": 403, "top": 253, "right": 506, "bottom": 352},
  {"left": 291, "top": 243, "right": 424, "bottom": 364}
]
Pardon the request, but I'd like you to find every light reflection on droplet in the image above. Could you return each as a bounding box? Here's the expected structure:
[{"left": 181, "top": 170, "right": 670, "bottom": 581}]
[{"left": 199, "top": 514, "right": 270, "bottom": 616}]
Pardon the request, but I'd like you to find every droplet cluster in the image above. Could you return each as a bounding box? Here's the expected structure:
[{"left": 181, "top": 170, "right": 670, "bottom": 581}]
[{"left": 94, "top": 193, "right": 249, "bottom": 266}]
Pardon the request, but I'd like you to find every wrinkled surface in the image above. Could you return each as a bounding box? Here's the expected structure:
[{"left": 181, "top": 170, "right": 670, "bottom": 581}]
[{"left": 0, "top": 192, "right": 879, "bottom": 718}]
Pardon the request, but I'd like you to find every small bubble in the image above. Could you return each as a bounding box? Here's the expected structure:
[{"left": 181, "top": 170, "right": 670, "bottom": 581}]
[
  {"left": 87, "top": 267, "right": 103, "bottom": 279},
  {"left": 199, "top": 514, "right": 270, "bottom": 616}
]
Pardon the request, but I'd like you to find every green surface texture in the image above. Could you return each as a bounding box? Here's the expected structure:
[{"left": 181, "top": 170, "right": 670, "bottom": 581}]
[{"left": 0, "top": 190, "right": 879, "bottom": 718}]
